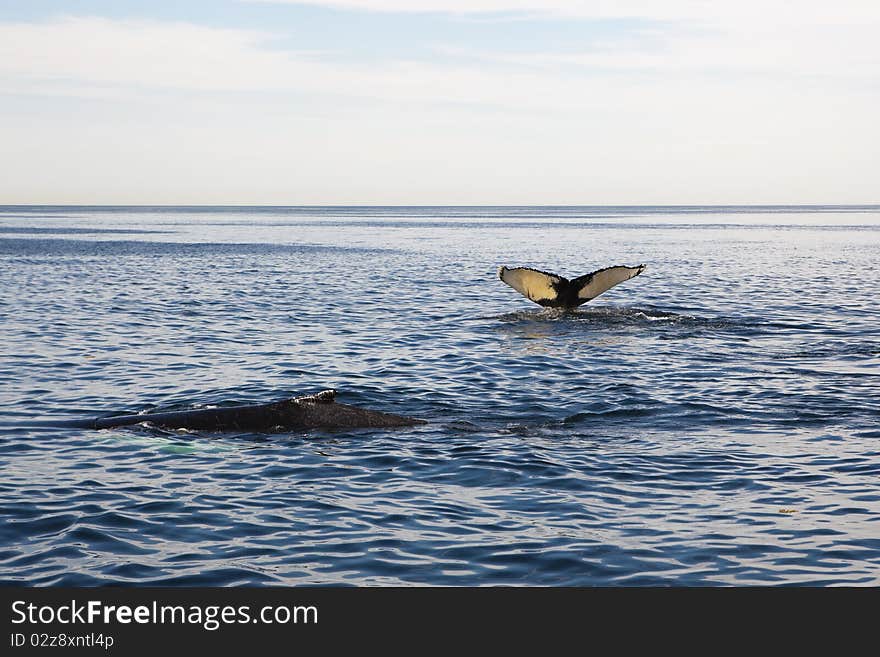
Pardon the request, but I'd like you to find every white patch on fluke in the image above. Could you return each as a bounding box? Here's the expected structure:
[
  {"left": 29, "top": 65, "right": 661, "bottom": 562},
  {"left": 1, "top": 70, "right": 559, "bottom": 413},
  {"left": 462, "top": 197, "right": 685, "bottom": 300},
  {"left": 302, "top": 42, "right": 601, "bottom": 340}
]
[
  {"left": 498, "top": 266, "right": 561, "bottom": 305},
  {"left": 575, "top": 264, "right": 647, "bottom": 301}
]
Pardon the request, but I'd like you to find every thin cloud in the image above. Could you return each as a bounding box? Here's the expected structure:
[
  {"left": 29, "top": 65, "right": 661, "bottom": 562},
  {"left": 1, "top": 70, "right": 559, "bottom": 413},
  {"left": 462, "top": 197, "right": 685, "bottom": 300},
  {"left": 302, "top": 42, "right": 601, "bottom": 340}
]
[
  {"left": 0, "top": 17, "right": 321, "bottom": 93},
  {"left": 2, "top": 14, "right": 876, "bottom": 107},
  {"left": 249, "top": 0, "right": 880, "bottom": 27},
  {"left": 0, "top": 16, "right": 727, "bottom": 109},
  {"left": 1, "top": 11, "right": 877, "bottom": 203}
]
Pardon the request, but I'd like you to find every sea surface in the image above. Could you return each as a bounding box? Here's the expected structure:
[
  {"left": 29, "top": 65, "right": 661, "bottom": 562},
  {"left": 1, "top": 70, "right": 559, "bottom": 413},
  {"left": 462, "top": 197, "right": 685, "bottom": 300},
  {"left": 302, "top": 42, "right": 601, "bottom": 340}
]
[{"left": 1, "top": 205, "right": 879, "bottom": 586}]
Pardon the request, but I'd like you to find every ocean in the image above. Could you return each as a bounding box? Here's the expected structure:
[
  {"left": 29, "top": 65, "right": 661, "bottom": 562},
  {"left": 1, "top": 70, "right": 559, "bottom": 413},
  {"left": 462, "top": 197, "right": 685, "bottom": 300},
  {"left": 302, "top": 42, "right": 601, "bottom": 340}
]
[{"left": 1, "top": 205, "right": 878, "bottom": 585}]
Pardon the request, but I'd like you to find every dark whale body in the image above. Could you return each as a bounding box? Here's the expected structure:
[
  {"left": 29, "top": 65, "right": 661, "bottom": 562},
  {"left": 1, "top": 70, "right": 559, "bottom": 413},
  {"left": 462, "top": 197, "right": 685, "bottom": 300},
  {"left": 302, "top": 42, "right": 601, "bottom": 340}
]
[{"left": 81, "top": 390, "right": 425, "bottom": 432}]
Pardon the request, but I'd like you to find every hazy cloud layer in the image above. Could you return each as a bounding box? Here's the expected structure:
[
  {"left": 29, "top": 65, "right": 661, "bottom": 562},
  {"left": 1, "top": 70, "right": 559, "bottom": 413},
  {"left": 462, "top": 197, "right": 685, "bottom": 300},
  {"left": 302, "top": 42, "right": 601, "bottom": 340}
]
[{"left": 1, "top": 3, "right": 878, "bottom": 203}]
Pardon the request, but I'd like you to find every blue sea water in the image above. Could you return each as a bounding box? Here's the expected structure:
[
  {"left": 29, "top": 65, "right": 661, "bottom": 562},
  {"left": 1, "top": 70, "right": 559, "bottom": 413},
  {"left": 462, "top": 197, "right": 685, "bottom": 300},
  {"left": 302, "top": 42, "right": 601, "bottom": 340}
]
[{"left": 1, "top": 205, "right": 878, "bottom": 586}]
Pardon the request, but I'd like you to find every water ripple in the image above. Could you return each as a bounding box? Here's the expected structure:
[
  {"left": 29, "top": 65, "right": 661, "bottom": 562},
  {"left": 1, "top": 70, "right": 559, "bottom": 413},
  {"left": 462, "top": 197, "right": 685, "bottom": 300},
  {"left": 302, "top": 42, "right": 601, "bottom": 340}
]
[{"left": 2, "top": 206, "right": 879, "bottom": 585}]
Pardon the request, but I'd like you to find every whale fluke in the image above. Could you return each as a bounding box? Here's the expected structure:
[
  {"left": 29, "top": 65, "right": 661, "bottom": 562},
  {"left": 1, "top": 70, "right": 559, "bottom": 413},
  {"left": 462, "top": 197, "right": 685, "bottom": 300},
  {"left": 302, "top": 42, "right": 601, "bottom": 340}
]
[
  {"left": 87, "top": 389, "right": 426, "bottom": 432},
  {"left": 498, "top": 264, "right": 646, "bottom": 309}
]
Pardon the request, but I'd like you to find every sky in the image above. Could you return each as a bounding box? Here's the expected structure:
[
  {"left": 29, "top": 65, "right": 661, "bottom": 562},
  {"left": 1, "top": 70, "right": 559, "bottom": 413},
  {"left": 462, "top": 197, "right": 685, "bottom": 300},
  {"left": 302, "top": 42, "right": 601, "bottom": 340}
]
[{"left": 1, "top": 0, "right": 878, "bottom": 205}]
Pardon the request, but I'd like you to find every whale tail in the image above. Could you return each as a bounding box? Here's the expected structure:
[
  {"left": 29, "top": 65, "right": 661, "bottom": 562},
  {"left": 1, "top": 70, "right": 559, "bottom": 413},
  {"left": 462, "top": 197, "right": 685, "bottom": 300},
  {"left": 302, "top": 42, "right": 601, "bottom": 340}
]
[{"left": 498, "top": 264, "right": 646, "bottom": 308}]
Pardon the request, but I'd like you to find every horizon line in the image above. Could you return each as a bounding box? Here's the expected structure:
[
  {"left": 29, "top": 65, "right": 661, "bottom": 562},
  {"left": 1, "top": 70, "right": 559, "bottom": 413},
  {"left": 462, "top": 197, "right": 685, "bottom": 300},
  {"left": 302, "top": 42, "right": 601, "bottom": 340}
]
[{"left": 2, "top": 203, "right": 880, "bottom": 210}]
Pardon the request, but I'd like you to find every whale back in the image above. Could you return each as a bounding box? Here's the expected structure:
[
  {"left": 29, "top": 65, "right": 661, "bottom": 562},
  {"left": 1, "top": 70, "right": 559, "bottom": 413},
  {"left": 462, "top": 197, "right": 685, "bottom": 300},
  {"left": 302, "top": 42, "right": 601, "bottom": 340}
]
[{"left": 91, "top": 390, "right": 425, "bottom": 432}]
